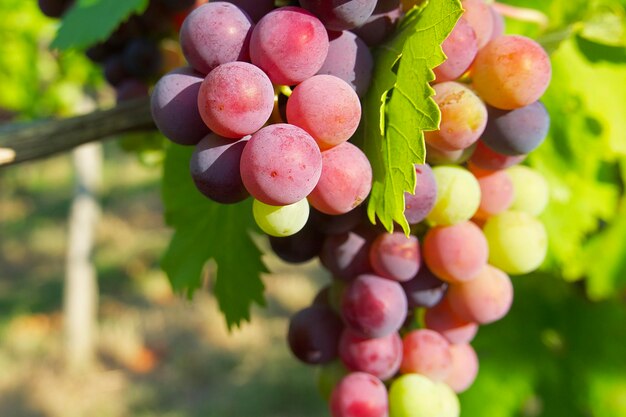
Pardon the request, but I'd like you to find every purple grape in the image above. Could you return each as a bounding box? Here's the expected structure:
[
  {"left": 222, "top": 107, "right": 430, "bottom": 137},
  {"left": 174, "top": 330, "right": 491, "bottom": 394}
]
[
  {"left": 401, "top": 265, "right": 448, "bottom": 309},
  {"left": 404, "top": 164, "right": 437, "bottom": 225},
  {"left": 239, "top": 123, "right": 323, "bottom": 205},
  {"left": 122, "top": 38, "right": 162, "bottom": 78},
  {"left": 299, "top": 0, "right": 378, "bottom": 31},
  {"left": 189, "top": 134, "right": 250, "bottom": 204},
  {"left": 223, "top": 0, "right": 275, "bottom": 22},
  {"left": 250, "top": 7, "right": 329, "bottom": 85},
  {"left": 288, "top": 305, "right": 344, "bottom": 365},
  {"left": 38, "top": 0, "right": 73, "bottom": 18},
  {"left": 369, "top": 232, "right": 421, "bottom": 282},
  {"left": 180, "top": 2, "right": 253, "bottom": 75},
  {"left": 269, "top": 222, "right": 325, "bottom": 263},
  {"left": 310, "top": 206, "right": 365, "bottom": 235},
  {"left": 341, "top": 274, "right": 408, "bottom": 338},
  {"left": 151, "top": 67, "right": 210, "bottom": 146},
  {"left": 116, "top": 79, "right": 149, "bottom": 103},
  {"left": 482, "top": 101, "right": 550, "bottom": 156},
  {"left": 374, "top": 0, "right": 400, "bottom": 13},
  {"left": 350, "top": 6, "right": 402, "bottom": 47},
  {"left": 103, "top": 55, "right": 128, "bottom": 87},
  {"left": 320, "top": 226, "right": 376, "bottom": 280},
  {"left": 158, "top": 0, "right": 195, "bottom": 12},
  {"left": 316, "top": 31, "right": 373, "bottom": 98}
]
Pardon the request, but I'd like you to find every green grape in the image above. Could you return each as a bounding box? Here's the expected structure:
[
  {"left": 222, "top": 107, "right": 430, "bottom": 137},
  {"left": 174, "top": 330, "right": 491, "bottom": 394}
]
[
  {"left": 252, "top": 198, "right": 309, "bottom": 237},
  {"left": 507, "top": 165, "right": 549, "bottom": 216},
  {"left": 483, "top": 211, "right": 548, "bottom": 274},
  {"left": 434, "top": 382, "right": 460, "bottom": 417},
  {"left": 316, "top": 359, "right": 349, "bottom": 401},
  {"left": 426, "top": 166, "right": 481, "bottom": 226},
  {"left": 389, "top": 374, "right": 442, "bottom": 417}
]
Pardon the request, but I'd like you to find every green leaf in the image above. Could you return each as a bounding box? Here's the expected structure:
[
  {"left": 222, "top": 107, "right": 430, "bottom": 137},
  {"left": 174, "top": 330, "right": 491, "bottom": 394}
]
[
  {"left": 161, "top": 144, "right": 266, "bottom": 329},
  {"left": 51, "top": 0, "right": 149, "bottom": 51},
  {"left": 360, "top": 0, "right": 462, "bottom": 234}
]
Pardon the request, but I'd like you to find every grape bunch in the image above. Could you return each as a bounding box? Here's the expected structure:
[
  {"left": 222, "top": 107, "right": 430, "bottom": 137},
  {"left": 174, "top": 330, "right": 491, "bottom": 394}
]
[
  {"left": 37, "top": 0, "right": 200, "bottom": 102},
  {"left": 150, "top": 1, "right": 552, "bottom": 416}
]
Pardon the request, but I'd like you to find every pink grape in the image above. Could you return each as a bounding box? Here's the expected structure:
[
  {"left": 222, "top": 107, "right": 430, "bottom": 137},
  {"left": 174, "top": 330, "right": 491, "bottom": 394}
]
[
  {"left": 470, "top": 141, "right": 526, "bottom": 171},
  {"left": 404, "top": 164, "right": 438, "bottom": 225},
  {"left": 424, "top": 82, "right": 488, "bottom": 152},
  {"left": 369, "top": 232, "right": 421, "bottom": 282},
  {"left": 470, "top": 166, "right": 514, "bottom": 219},
  {"left": 250, "top": 7, "right": 329, "bottom": 85},
  {"left": 461, "top": 0, "right": 494, "bottom": 49},
  {"left": 330, "top": 372, "right": 388, "bottom": 417},
  {"left": 308, "top": 142, "right": 372, "bottom": 215},
  {"left": 434, "top": 17, "right": 478, "bottom": 82},
  {"left": 400, "top": 329, "right": 452, "bottom": 381},
  {"left": 287, "top": 75, "right": 361, "bottom": 150},
  {"left": 317, "top": 30, "right": 373, "bottom": 97},
  {"left": 239, "top": 124, "right": 323, "bottom": 205},
  {"left": 342, "top": 274, "right": 408, "bottom": 338},
  {"left": 444, "top": 343, "right": 479, "bottom": 393},
  {"left": 197, "top": 62, "right": 274, "bottom": 138},
  {"left": 339, "top": 329, "right": 403, "bottom": 381},
  {"left": 424, "top": 298, "right": 478, "bottom": 344},
  {"left": 179, "top": 2, "right": 252, "bottom": 74},
  {"left": 423, "top": 221, "right": 489, "bottom": 283},
  {"left": 447, "top": 265, "right": 513, "bottom": 324},
  {"left": 472, "top": 35, "right": 552, "bottom": 110}
]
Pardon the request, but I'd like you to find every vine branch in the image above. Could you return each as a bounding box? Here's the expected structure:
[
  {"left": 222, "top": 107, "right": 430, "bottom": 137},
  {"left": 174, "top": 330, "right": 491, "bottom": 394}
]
[{"left": 0, "top": 97, "right": 156, "bottom": 168}]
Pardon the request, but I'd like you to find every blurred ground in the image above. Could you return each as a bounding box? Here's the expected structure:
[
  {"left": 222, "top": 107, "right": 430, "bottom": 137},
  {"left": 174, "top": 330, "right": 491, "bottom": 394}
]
[{"left": 0, "top": 143, "right": 328, "bottom": 417}]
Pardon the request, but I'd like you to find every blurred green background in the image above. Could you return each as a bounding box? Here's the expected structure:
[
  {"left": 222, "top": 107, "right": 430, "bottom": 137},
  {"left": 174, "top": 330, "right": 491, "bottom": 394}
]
[{"left": 1, "top": 0, "right": 626, "bottom": 416}]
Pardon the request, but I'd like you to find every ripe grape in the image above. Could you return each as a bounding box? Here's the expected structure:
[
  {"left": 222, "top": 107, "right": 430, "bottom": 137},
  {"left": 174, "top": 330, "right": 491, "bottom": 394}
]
[
  {"left": 444, "top": 343, "right": 479, "bottom": 393},
  {"left": 447, "top": 264, "right": 513, "bottom": 324},
  {"left": 240, "top": 124, "right": 323, "bottom": 205},
  {"left": 269, "top": 221, "right": 324, "bottom": 263},
  {"left": 471, "top": 167, "right": 515, "bottom": 219},
  {"left": 307, "top": 142, "right": 372, "bottom": 215},
  {"left": 404, "top": 164, "right": 438, "bottom": 225},
  {"left": 151, "top": 67, "right": 211, "bottom": 146},
  {"left": 103, "top": 56, "right": 127, "bottom": 87},
  {"left": 507, "top": 165, "right": 549, "bottom": 216},
  {"left": 423, "top": 221, "right": 489, "bottom": 283},
  {"left": 482, "top": 101, "right": 550, "bottom": 155},
  {"left": 483, "top": 211, "right": 548, "bottom": 274},
  {"left": 287, "top": 305, "right": 344, "bottom": 364},
  {"left": 424, "top": 82, "right": 488, "bottom": 152},
  {"left": 351, "top": 5, "right": 402, "bottom": 47},
  {"left": 250, "top": 7, "right": 329, "bottom": 85},
  {"left": 320, "top": 227, "right": 375, "bottom": 280},
  {"left": 434, "top": 17, "right": 478, "bottom": 82},
  {"left": 223, "top": 0, "right": 275, "bottom": 22},
  {"left": 426, "top": 142, "right": 476, "bottom": 166},
  {"left": 123, "top": 38, "right": 162, "bottom": 78},
  {"left": 330, "top": 372, "right": 388, "bottom": 417},
  {"left": 424, "top": 298, "right": 478, "bottom": 344},
  {"left": 179, "top": 2, "right": 252, "bottom": 74},
  {"left": 300, "top": 0, "right": 378, "bottom": 31},
  {"left": 401, "top": 266, "right": 448, "bottom": 309},
  {"left": 190, "top": 134, "right": 249, "bottom": 204},
  {"left": 369, "top": 232, "right": 421, "bottom": 282},
  {"left": 342, "top": 274, "right": 408, "bottom": 338},
  {"left": 400, "top": 329, "right": 453, "bottom": 381},
  {"left": 310, "top": 206, "right": 365, "bottom": 235},
  {"left": 470, "top": 141, "right": 526, "bottom": 170},
  {"left": 197, "top": 62, "right": 274, "bottom": 138},
  {"left": 461, "top": 0, "right": 494, "bottom": 49},
  {"left": 116, "top": 79, "right": 149, "bottom": 103},
  {"left": 472, "top": 35, "right": 552, "bottom": 110},
  {"left": 427, "top": 166, "right": 481, "bottom": 226},
  {"left": 316, "top": 31, "right": 373, "bottom": 98},
  {"left": 252, "top": 198, "right": 310, "bottom": 237},
  {"left": 339, "top": 329, "right": 403, "bottom": 381},
  {"left": 287, "top": 75, "right": 361, "bottom": 150}
]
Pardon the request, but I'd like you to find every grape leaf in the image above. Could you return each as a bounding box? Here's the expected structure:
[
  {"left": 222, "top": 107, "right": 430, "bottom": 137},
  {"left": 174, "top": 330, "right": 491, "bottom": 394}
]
[
  {"left": 360, "top": 0, "right": 462, "bottom": 234},
  {"left": 51, "top": 0, "right": 149, "bottom": 50},
  {"left": 161, "top": 144, "right": 266, "bottom": 329}
]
